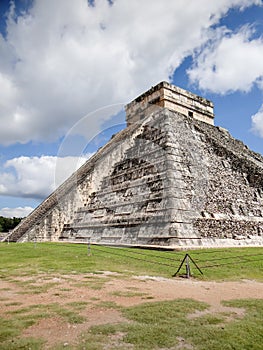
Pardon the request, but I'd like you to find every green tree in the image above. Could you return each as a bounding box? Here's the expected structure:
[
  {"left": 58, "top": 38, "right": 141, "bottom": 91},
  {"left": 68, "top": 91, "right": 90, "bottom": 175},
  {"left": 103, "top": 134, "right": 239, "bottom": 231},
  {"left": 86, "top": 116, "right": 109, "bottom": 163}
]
[{"left": 0, "top": 216, "right": 23, "bottom": 232}]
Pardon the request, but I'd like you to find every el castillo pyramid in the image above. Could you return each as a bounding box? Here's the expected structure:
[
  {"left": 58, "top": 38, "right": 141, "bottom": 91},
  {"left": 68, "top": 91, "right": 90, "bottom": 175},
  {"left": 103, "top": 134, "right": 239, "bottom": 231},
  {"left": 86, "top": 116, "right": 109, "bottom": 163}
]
[{"left": 4, "top": 82, "right": 263, "bottom": 247}]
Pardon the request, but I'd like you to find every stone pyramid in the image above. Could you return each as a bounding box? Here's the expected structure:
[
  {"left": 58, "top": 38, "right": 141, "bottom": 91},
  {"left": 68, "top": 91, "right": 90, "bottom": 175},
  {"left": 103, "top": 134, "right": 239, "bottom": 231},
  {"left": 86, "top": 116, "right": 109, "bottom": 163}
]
[{"left": 5, "top": 82, "right": 263, "bottom": 247}]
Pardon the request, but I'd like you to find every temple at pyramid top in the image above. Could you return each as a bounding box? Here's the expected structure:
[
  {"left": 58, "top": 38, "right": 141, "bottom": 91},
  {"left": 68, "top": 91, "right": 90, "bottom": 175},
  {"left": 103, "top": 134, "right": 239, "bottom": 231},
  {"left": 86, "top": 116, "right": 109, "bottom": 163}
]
[{"left": 125, "top": 81, "right": 214, "bottom": 126}]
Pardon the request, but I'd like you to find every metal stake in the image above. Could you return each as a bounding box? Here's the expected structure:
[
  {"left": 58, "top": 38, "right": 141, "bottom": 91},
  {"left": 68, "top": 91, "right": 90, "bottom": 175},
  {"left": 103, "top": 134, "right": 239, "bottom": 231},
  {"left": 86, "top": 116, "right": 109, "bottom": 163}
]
[
  {"left": 87, "top": 238, "right": 91, "bottom": 256},
  {"left": 186, "top": 254, "right": 190, "bottom": 278}
]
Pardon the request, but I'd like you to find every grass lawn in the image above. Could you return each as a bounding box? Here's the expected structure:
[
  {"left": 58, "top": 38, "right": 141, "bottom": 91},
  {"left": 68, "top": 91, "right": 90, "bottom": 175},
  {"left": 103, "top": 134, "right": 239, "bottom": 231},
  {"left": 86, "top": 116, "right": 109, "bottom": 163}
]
[
  {"left": 0, "top": 242, "right": 262, "bottom": 280},
  {"left": 83, "top": 298, "right": 263, "bottom": 350},
  {"left": 0, "top": 242, "right": 262, "bottom": 349}
]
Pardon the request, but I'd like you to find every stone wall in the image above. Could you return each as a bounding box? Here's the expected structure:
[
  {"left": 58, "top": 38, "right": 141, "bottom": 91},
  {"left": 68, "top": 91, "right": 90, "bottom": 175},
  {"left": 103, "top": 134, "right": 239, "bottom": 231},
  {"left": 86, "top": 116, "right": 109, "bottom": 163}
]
[
  {"left": 5, "top": 105, "right": 263, "bottom": 247},
  {"left": 190, "top": 119, "right": 263, "bottom": 246},
  {"left": 125, "top": 81, "right": 214, "bottom": 126}
]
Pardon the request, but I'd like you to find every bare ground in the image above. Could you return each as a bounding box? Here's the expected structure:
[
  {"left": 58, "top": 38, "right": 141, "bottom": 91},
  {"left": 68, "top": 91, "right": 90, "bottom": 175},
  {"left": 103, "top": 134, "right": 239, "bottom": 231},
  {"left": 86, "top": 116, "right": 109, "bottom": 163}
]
[{"left": 1, "top": 272, "right": 262, "bottom": 348}]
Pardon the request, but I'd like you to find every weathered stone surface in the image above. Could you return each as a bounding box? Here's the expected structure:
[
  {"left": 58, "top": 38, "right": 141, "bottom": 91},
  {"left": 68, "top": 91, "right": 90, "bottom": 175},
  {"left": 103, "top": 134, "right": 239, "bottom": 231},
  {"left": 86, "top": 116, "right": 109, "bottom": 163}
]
[
  {"left": 126, "top": 81, "right": 214, "bottom": 126},
  {"left": 4, "top": 82, "right": 263, "bottom": 247}
]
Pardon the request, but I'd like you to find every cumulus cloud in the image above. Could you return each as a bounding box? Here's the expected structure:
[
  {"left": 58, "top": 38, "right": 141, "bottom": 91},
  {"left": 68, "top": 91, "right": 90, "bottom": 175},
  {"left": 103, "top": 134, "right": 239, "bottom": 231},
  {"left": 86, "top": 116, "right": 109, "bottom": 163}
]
[
  {"left": 186, "top": 19, "right": 263, "bottom": 137},
  {"left": 0, "top": 206, "right": 33, "bottom": 218},
  {"left": 188, "top": 25, "right": 263, "bottom": 94},
  {"left": 251, "top": 105, "right": 263, "bottom": 137},
  {"left": 0, "top": 0, "right": 261, "bottom": 145},
  {"left": 0, "top": 155, "right": 91, "bottom": 199}
]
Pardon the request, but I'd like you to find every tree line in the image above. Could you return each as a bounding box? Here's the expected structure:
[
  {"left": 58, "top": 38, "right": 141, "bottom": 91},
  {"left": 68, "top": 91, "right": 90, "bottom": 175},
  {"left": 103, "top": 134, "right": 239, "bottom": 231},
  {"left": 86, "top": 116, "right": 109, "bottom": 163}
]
[{"left": 0, "top": 216, "right": 22, "bottom": 232}]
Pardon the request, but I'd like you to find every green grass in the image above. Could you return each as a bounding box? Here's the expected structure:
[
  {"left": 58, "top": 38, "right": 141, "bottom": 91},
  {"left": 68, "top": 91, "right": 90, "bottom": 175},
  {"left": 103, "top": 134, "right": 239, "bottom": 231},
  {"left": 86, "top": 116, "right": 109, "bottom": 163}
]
[
  {"left": 0, "top": 243, "right": 262, "bottom": 349},
  {"left": 16, "top": 280, "right": 58, "bottom": 294},
  {"left": 66, "top": 301, "right": 89, "bottom": 310},
  {"left": 71, "top": 276, "right": 110, "bottom": 290},
  {"left": 4, "top": 301, "right": 23, "bottom": 307},
  {"left": 0, "top": 301, "right": 89, "bottom": 349},
  {"left": 5, "top": 302, "right": 86, "bottom": 324},
  {"left": 110, "top": 290, "right": 148, "bottom": 297},
  {"left": 80, "top": 298, "right": 263, "bottom": 350},
  {"left": 190, "top": 247, "right": 263, "bottom": 280},
  {"left": 96, "top": 300, "right": 122, "bottom": 310},
  {"left": 0, "top": 336, "right": 44, "bottom": 350},
  {"left": 0, "top": 242, "right": 262, "bottom": 280},
  {"left": 0, "top": 309, "right": 46, "bottom": 349}
]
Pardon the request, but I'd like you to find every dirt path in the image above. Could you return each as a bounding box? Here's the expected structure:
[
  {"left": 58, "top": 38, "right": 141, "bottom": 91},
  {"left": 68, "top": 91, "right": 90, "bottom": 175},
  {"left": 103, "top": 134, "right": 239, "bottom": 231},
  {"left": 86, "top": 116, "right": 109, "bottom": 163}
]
[{"left": 1, "top": 273, "right": 262, "bottom": 348}]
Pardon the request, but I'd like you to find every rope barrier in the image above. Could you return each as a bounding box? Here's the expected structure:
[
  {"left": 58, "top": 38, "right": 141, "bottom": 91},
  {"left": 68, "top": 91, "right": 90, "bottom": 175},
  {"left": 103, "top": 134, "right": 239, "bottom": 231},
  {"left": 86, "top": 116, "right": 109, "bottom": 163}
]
[
  {"left": 87, "top": 244, "right": 263, "bottom": 276},
  {"left": 184, "top": 249, "right": 236, "bottom": 255},
  {"left": 193, "top": 252, "right": 263, "bottom": 263},
  {"left": 91, "top": 244, "right": 176, "bottom": 268},
  {"left": 113, "top": 246, "right": 183, "bottom": 262},
  {"left": 200, "top": 257, "right": 263, "bottom": 269}
]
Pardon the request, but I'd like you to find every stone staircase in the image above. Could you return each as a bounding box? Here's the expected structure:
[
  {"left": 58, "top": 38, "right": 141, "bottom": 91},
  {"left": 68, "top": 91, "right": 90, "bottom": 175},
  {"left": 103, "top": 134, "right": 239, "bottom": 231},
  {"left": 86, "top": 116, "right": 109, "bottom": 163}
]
[{"left": 3, "top": 123, "right": 140, "bottom": 243}]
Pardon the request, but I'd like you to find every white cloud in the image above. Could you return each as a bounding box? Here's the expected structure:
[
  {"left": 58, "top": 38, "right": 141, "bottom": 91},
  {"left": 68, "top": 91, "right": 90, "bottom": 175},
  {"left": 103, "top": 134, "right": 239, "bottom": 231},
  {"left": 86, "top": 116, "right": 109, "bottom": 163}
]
[
  {"left": 188, "top": 25, "right": 263, "bottom": 94},
  {"left": 0, "top": 0, "right": 261, "bottom": 145},
  {"left": 0, "top": 206, "right": 33, "bottom": 218},
  {"left": 251, "top": 105, "right": 263, "bottom": 137},
  {"left": 188, "top": 20, "right": 263, "bottom": 138},
  {"left": 0, "top": 155, "right": 91, "bottom": 199}
]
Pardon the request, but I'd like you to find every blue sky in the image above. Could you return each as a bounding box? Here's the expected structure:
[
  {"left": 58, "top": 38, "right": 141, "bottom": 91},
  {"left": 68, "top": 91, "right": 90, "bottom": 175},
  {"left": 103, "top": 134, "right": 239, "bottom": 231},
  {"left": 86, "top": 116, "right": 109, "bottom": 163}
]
[{"left": 0, "top": 0, "right": 263, "bottom": 217}]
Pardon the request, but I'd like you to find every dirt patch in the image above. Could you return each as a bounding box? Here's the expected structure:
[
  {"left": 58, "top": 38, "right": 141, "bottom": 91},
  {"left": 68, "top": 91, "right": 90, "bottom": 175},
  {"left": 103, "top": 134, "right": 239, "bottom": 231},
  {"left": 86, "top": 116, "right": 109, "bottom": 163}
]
[
  {"left": 22, "top": 308, "right": 125, "bottom": 349},
  {"left": 1, "top": 272, "right": 262, "bottom": 349}
]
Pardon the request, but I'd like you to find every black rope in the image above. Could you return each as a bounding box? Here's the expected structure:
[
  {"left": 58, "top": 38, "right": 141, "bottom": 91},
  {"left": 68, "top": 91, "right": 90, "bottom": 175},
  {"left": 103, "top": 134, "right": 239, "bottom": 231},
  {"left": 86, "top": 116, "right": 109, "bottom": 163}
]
[
  {"left": 185, "top": 249, "right": 236, "bottom": 255},
  {"left": 89, "top": 244, "right": 263, "bottom": 274},
  {"left": 200, "top": 257, "right": 263, "bottom": 269},
  {"left": 113, "top": 246, "right": 183, "bottom": 262},
  {"left": 91, "top": 245, "right": 176, "bottom": 268},
  {"left": 193, "top": 253, "right": 263, "bottom": 263}
]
